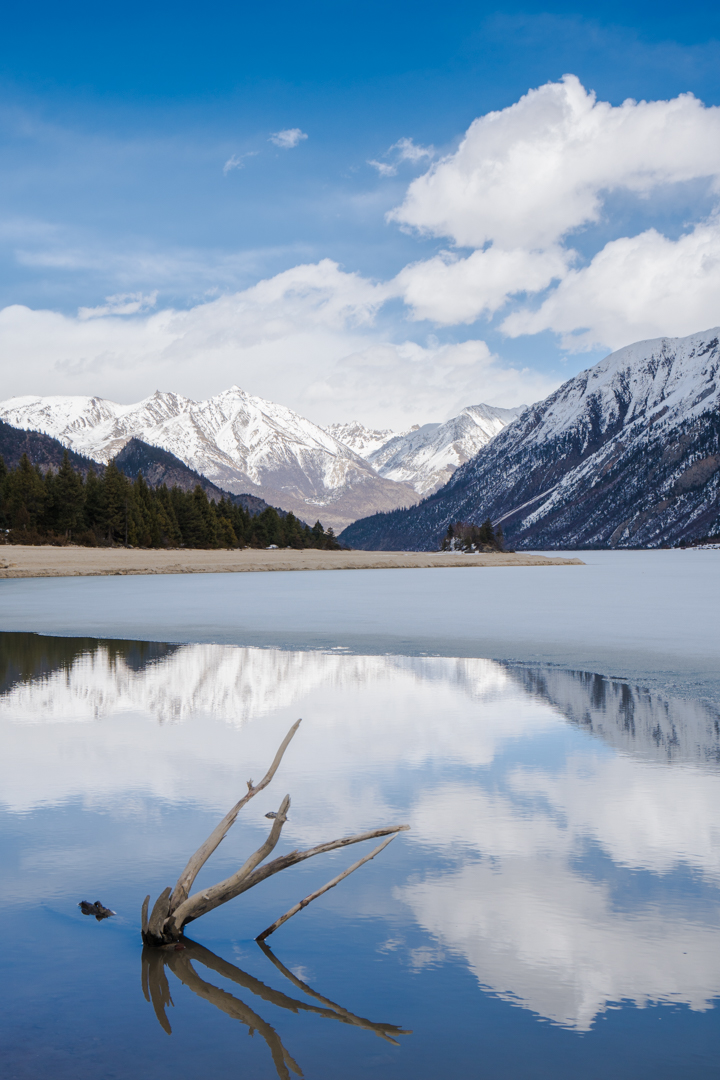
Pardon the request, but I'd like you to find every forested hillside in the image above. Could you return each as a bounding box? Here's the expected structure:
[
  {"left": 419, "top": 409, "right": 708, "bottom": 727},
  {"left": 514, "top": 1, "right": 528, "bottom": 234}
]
[
  {"left": 0, "top": 452, "right": 340, "bottom": 550},
  {"left": 0, "top": 419, "right": 98, "bottom": 473}
]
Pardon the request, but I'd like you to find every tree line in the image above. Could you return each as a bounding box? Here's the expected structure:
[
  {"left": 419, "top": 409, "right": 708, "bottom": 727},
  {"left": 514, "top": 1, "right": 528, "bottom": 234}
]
[{"left": 0, "top": 452, "right": 341, "bottom": 550}]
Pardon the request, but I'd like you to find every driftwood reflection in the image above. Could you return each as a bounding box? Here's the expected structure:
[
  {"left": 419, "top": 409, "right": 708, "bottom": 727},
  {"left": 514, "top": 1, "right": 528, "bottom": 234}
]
[{"left": 142, "top": 939, "right": 410, "bottom": 1079}]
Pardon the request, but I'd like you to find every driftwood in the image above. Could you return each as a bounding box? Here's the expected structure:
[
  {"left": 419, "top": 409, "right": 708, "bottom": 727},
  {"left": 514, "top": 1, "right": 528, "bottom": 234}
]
[
  {"left": 142, "top": 939, "right": 410, "bottom": 1079},
  {"left": 142, "top": 719, "right": 409, "bottom": 946},
  {"left": 256, "top": 834, "right": 397, "bottom": 940}
]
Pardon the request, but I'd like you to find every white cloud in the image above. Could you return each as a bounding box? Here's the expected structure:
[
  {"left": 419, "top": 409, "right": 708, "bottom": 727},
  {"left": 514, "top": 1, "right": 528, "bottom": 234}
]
[
  {"left": 503, "top": 218, "right": 720, "bottom": 350},
  {"left": 389, "top": 75, "right": 720, "bottom": 250},
  {"left": 394, "top": 246, "right": 570, "bottom": 324},
  {"left": 381, "top": 75, "right": 720, "bottom": 344},
  {"left": 368, "top": 159, "right": 397, "bottom": 177},
  {"left": 269, "top": 128, "right": 308, "bottom": 148},
  {"left": 303, "top": 338, "right": 555, "bottom": 427},
  {"left": 77, "top": 291, "right": 158, "bottom": 320},
  {"left": 391, "top": 137, "right": 434, "bottom": 164},
  {"left": 223, "top": 154, "right": 243, "bottom": 174},
  {"left": 368, "top": 137, "right": 434, "bottom": 179},
  {"left": 10, "top": 77, "right": 720, "bottom": 416},
  {"left": 0, "top": 259, "right": 548, "bottom": 423}
]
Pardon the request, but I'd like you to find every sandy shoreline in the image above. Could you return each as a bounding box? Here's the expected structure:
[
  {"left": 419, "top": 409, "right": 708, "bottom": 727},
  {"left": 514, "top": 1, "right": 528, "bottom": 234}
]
[{"left": 0, "top": 545, "right": 583, "bottom": 578}]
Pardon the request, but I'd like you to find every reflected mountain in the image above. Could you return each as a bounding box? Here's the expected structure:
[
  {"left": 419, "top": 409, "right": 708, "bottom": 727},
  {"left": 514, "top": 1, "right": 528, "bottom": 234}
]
[
  {"left": 508, "top": 665, "right": 720, "bottom": 765},
  {"left": 2, "top": 631, "right": 720, "bottom": 767},
  {"left": 0, "top": 632, "right": 180, "bottom": 698},
  {"left": 142, "top": 939, "right": 409, "bottom": 1079}
]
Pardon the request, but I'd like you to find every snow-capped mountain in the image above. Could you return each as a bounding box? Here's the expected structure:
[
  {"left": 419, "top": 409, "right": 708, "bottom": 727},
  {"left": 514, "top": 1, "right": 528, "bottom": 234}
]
[
  {"left": 367, "top": 404, "right": 525, "bottom": 495},
  {"left": 324, "top": 421, "right": 412, "bottom": 458},
  {"left": 0, "top": 386, "right": 418, "bottom": 531},
  {"left": 340, "top": 328, "right": 720, "bottom": 549},
  {"left": 326, "top": 405, "right": 523, "bottom": 496}
]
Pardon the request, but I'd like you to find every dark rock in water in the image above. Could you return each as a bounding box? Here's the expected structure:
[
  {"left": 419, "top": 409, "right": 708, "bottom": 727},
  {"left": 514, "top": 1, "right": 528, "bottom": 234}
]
[{"left": 79, "top": 900, "right": 116, "bottom": 920}]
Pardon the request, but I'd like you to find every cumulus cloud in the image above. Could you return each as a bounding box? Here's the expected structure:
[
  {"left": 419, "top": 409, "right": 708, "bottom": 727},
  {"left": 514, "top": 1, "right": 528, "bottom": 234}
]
[
  {"left": 382, "top": 75, "right": 720, "bottom": 345},
  {"left": 10, "top": 77, "right": 720, "bottom": 417},
  {"left": 503, "top": 218, "right": 720, "bottom": 350},
  {"left": 390, "top": 75, "right": 720, "bottom": 250},
  {"left": 269, "top": 128, "right": 308, "bottom": 148},
  {"left": 394, "top": 246, "right": 569, "bottom": 324}
]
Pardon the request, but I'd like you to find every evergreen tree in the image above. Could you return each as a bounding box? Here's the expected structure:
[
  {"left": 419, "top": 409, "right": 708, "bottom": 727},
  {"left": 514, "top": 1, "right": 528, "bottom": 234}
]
[{"left": 54, "top": 451, "right": 85, "bottom": 537}]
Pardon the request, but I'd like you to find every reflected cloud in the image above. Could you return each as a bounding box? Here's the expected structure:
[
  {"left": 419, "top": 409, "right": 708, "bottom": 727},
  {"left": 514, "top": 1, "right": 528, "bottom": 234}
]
[{"left": 402, "top": 859, "right": 720, "bottom": 1031}]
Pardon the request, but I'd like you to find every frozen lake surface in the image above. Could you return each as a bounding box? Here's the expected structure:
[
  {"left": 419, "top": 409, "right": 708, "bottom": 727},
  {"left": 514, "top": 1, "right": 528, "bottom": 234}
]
[{"left": 1, "top": 549, "right": 719, "bottom": 702}]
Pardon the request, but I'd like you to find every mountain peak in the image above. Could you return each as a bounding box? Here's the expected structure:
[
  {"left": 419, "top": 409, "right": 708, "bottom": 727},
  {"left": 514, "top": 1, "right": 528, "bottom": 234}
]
[{"left": 340, "top": 327, "right": 720, "bottom": 550}]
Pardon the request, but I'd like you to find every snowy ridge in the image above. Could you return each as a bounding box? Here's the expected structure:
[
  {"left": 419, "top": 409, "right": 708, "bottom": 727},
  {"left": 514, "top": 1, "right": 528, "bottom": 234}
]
[
  {"left": 341, "top": 327, "right": 720, "bottom": 548},
  {"left": 0, "top": 387, "right": 521, "bottom": 530},
  {"left": 0, "top": 386, "right": 419, "bottom": 531},
  {"left": 324, "top": 421, "right": 411, "bottom": 458},
  {"left": 368, "top": 403, "right": 525, "bottom": 495}
]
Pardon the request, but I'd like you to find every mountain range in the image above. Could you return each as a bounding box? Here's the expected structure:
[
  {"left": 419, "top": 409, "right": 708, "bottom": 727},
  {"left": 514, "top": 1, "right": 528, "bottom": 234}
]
[
  {"left": 0, "top": 388, "right": 520, "bottom": 531},
  {"left": 340, "top": 327, "right": 720, "bottom": 550}
]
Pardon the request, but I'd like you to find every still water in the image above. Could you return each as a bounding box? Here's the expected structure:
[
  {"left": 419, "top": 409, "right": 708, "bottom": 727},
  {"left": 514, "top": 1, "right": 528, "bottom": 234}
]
[{"left": 2, "top": 626, "right": 720, "bottom": 1078}]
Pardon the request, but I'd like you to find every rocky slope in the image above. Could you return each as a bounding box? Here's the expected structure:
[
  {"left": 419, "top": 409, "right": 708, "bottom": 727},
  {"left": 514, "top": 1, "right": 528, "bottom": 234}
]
[
  {"left": 340, "top": 328, "right": 720, "bottom": 549},
  {"left": 0, "top": 387, "right": 418, "bottom": 532}
]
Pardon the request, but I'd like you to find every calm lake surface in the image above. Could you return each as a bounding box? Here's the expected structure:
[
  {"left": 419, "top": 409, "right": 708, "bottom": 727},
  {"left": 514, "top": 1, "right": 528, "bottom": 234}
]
[{"left": 2, "top": 552, "right": 719, "bottom": 1078}]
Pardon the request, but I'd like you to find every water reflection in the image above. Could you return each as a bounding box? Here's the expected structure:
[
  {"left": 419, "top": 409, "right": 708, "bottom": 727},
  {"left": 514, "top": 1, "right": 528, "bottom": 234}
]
[
  {"left": 2, "top": 632, "right": 720, "bottom": 1037},
  {"left": 142, "top": 939, "right": 409, "bottom": 1079},
  {"left": 513, "top": 666, "right": 720, "bottom": 765}
]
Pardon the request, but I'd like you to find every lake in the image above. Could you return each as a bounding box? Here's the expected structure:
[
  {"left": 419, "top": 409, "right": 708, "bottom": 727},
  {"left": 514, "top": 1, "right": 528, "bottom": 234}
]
[{"left": 1, "top": 551, "right": 719, "bottom": 1078}]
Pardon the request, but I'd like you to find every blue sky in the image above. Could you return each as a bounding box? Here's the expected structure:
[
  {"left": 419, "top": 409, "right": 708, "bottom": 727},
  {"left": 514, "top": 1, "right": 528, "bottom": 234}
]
[{"left": 1, "top": 0, "right": 720, "bottom": 427}]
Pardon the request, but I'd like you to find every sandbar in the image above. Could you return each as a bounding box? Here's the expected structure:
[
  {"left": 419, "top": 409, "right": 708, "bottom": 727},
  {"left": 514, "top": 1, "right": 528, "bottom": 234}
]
[{"left": 0, "top": 545, "right": 583, "bottom": 578}]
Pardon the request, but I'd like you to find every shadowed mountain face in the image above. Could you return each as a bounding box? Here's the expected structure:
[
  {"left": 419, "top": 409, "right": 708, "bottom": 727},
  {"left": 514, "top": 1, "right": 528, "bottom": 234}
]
[
  {"left": 339, "top": 328, "right": 720, "bottom": 550},
  {"left": 112, "top": 438, "right": 274, "bottom": 516},
  {"left": 0, "top": 419, "right": 97, "bottom": 475}
]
